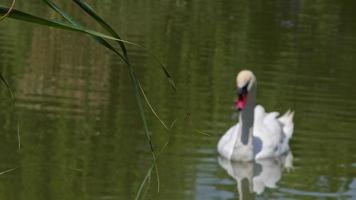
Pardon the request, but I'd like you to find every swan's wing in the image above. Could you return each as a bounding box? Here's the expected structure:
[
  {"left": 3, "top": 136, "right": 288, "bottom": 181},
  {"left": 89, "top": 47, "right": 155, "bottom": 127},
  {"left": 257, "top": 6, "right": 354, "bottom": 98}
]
[
  {"left": 254, "top": 105, "right": 266, "bottom": 124},
  {"left": 255, "top": 105, "right": 282, "bottom": 138},
  {"left": 256, "top": 105, "right": 294, "bottom": 141},
  {"left": 217, "top": 123, "right": 240, "bottom": 160},
  {"left": 263, "top": 111, "right": 281, "bottom": 134},
  {"left": 254, "top": 105, "right": 284, "bottom": 159}
]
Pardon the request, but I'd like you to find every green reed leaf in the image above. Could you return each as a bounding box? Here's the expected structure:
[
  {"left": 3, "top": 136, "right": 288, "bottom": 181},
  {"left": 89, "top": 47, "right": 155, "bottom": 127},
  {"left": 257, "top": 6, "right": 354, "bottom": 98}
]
[
  {"left": 42, "top": 0, "right": 128, "bottom": 62},
  {"left": 0, "top": 0, "right": 15, "bottom": 22},
  {"left": 72, "top": 0, "right": 128, "bottom": 58},
  {"left": 71, "top": 0, "right": 161, "bottom": 194},
  {"left": 0, "top": 73, "right": 14, "bottom": 100},
  {"left": 73, "top": 0, "right": 176, "bottom": 91},
  {"left": 0, "top": 6, "right": 120, "bottom": 41}
]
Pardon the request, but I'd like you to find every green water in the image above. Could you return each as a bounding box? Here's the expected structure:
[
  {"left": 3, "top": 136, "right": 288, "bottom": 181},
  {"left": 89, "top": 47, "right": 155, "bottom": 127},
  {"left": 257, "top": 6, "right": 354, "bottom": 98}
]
[{"left": 0, "top": 0, "right": 356, "bottom": 199}]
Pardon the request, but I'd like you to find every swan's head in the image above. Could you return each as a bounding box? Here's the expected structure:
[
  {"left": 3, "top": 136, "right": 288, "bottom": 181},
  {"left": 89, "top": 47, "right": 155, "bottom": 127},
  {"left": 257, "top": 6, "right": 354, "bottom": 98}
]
[{"left": 235, "top": 70, "right": 256, "bottom": 111}]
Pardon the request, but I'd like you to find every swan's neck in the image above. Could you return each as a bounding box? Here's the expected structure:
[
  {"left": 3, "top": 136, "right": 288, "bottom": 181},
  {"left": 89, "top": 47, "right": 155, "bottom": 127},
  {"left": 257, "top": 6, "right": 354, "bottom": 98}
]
[{"left": 239, "top": 84, "right": 256, "bottom": 145}]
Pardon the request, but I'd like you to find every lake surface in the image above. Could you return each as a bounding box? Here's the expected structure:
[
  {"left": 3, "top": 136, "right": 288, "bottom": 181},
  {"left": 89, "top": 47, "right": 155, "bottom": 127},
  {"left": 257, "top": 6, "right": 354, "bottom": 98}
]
[{"left": 0, "top": 0, "right": 356, "bottom": 199}]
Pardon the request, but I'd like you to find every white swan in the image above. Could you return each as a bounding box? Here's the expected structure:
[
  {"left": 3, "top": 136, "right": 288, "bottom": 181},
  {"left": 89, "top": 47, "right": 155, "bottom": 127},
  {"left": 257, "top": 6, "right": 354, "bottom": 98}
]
[{"left": 217, "top": 70, "right": 294, "bottom": 161}]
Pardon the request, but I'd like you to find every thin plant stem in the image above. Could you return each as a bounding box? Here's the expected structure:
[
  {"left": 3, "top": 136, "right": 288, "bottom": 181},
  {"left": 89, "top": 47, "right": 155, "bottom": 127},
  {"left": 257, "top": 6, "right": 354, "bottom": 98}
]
[
  {"left": 0, "top": 0, "right": 15, "bottom": 22},
  {"left": 137, "top": 80, "right": 169, "bottom": 130}
]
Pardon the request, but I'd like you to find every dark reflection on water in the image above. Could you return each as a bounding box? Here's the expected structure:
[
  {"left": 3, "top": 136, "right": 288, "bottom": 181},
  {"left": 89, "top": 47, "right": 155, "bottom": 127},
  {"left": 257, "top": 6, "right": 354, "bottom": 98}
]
[{"left": 0, "top": 0, "right": 356, "bottom": 199}]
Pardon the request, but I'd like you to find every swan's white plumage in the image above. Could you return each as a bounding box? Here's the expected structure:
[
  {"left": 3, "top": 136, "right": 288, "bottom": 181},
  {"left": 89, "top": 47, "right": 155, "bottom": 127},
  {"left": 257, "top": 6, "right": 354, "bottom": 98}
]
[
  {"left": 217, "top": 105, "right": 294, "bottom": 161},
  {"left": 217, "top": 124, "right": 239, "bottom": 160}
]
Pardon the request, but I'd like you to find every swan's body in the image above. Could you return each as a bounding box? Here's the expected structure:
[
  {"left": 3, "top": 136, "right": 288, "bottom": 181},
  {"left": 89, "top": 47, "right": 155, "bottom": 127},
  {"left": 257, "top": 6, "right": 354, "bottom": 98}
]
[
  {"left": 217, "top": 105, "right": 294, "bottom": 161},
  {"left": 217, "top": 70, "right": 294, "bottom": 161}
]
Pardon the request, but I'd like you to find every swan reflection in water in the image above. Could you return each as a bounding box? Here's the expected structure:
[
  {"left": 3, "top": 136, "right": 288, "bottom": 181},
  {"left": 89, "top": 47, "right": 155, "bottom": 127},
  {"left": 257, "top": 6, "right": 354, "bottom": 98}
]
[{"left": 218, "top": 152, "right": 293, "bottom": 199}]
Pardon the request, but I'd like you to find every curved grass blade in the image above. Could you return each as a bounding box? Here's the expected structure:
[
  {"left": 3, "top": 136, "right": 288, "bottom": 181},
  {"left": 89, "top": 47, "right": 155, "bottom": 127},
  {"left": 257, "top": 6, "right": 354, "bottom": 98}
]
[
  {"left": 0, "top": 2, "right": 15, "bottom": 100},
  {"left": 0, "top": 167, "right": 17, "bottom": 175},
  {"left": 135, "top": 130, "right": 172, "bottom": 200},
  {"left": 17, "top": 119, "right": 21, "bottom": 151},
  {"left": 130, "top": 68, "right": 160, "bottom": 193},
  {"left": 135, "top": 165, "right": 153, "bottom": 200},
  {"left": 70, "top": 1, "right": 162, "bottom": 193},
  {"left": 112, "top": 39, "right": 177, "bottom": 91},
  {"left": 42, "top": 0, "right": 75, "bottom": 23},
  {"left": 71, "top": 0, "right": 175, "bottom": 128},
  {"left": 43, "top": 1, "right": 159, "bottom": 169},
  {"left": 0, "top": 0, "right": 15, "bottom": 22},
  {"left": 140, "top": 175, "right": 152, "bottom": 200},
  {"left": 42, "top": 0, "right": 128, "bottom": 63},
  {"left": 40, "top": 3, "right": 160, "bottom": 191},
  {"left": 169, "top": 119, "right": 178, "bottom": 129},
  {"left": 186, "top": 113, "right": 211, "bottom": 136},
  {"left": 137, "top": 80, "right": 169, "bottom": 130},
  {"left": 72, "top": 0, "right": 176, "bottom": 91},
  {"left": 0, "top": 6, "right": 122, "bottom": 41},
  {"left": 194, "top": 129, "right": 211, "bottom": 136},
  {"left": 27, "top": 1, "right": 169, "bottom": 197},
  {"left": 0, "top": 73, "right": 14, "bottom": 100},
  {"left": 72, "top": 0, "right": 128, "bottom": 59}
]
